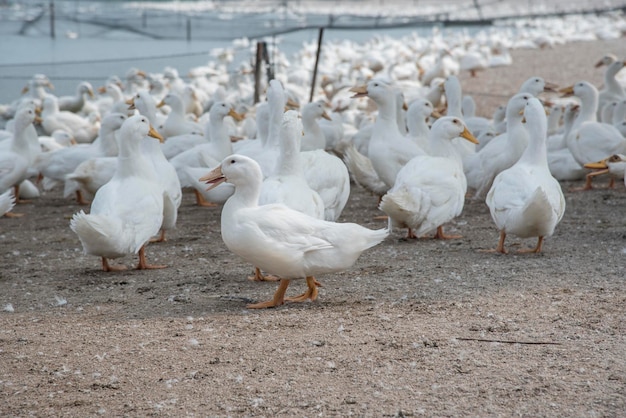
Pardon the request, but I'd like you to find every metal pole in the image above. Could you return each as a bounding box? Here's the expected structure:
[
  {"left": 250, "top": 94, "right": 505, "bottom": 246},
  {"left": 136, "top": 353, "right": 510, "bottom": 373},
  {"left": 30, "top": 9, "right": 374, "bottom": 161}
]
[
  {"left": 49, "top": 0, "right": 55, "bottom": 39},
  {"left": 253, "top": 41, "right": 263, "bottom": 104},
  {"left": 309, "top": 27, "right": 324, "bottom": 103},
  {"left": 186, "top": 17, "right": 191, "bottom": 42}
]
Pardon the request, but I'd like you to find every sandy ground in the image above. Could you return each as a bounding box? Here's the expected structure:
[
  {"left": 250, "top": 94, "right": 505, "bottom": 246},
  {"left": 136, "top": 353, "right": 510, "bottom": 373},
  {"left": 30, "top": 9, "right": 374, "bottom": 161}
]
[{"left": 1, "top": 39, "right": 626, "bottom": 416}]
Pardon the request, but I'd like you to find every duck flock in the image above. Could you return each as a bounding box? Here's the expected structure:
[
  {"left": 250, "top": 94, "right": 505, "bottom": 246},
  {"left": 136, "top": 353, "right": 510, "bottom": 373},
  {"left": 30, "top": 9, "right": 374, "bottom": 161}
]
[{"left": 1, "top": 12, "right": 626, "bottom": 308}]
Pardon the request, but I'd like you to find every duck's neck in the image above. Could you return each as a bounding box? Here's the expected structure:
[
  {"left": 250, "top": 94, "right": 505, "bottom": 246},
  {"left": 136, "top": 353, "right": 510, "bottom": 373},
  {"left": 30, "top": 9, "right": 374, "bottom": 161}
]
[
  {"left": 97, "top": 127, "right": 120, "bottom": 157},
  {"left": 446, "top": 89, "right": 463, "bottom": 119},
  {"left": 428, "top": 133, "right": 462, "bottom": 166},
  {"left": 507, "top": 115, "right": 530, "bottom": 152},
  {"left": 518, "top": 120, "right": 548, "bottom": 168},
  {"left": 277, "top": 132, "right": 302, "bottom": 177},
  {"left": 10, "top": 121, "right": 32, "bottom": 157},
  {"left": 407, "top": 115, "right": 429, "bottom": 140},
  {"left": 139, "top": 100, "right": 159, "bottom": 127},
  {"left": 115, "top": 137, "right": 156, "bottom": 180},
  {"left": 605, "top": 65, "right": 626, "bottom": 96},
  {"left": 228, "top": 181, "right": 261, "bottom": 209},
  {"left": 575, "top": 90, "right": 598, "bottom": 128},
  {"left": 613, "top": 101, "right": 626, "bottom": 125},
  {"left": 209, "top": 116, "right": 233, "bottom": 160},
  {"left": 266, "top": 102, "right": 284, "bottom": 149}
]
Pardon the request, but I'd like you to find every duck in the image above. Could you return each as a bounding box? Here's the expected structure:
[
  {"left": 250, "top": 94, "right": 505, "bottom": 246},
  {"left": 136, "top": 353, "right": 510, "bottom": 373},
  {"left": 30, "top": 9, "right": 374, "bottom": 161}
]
[
  {"left": 518, "top": 76, "right": 558, "bottom": 97},
  {"left": 40, "top": 95, "right": 99, "bottom": 143},
  {"left": 582, "top": 154, "right": 626, "bottom": 189},
  {"left": 260, "top": 111, "right": 325, "bottom": 218},
  {"left": 405, "top": 98, "right": 435, "bottom": 153},
  {"left": 64, "top": 155, "right": 118, "bottom": 200},
  {"left": 94, "top": 82, "right": 130, "bottom": 117},
  {"left": 169, "top": 101, "right": 242, "bottom": 205},
  {"left": 141, "top": 123, "right": 181, "bottom": 243},
  {"left": 129, "top": 90, "right": 183, "bottom": 242},
  {"left": 58, "top": 81, "right": 95, "bottom": 114},
  {"left": 595, "top": 57, "right": 626, "bottom": 119},
  {"left": 70, "top": 115, "right": 167, "bottom": 272},
  {"left": 464, "top": 93, "right": 532, "bottom": 199},
  {"left": 251, "top": 110, "right": 326, "bottom": 282},
  {"left": 547, "top": 104, "right": 586, "bottom": 181},
  {"left": 157, "top": 93, "right": 204, "bottom": 138},
  {"left": 380, "top": 116, "right": 478, "bottom": 240},
  {"left": 237, "top": 80, "right": 286, "bottom": 178},
  {"left": 0, "top": 189, "right": 16, "bottom": 217},
  {"left": 199, "top": 154, "right": 388, "bottom": 309},
  {"left": 560, "top": 81, "right": 626, "bottom": 190},
  {"left": 300, "top": 101, "right": 332, "bottom": 151},
  {"left": 0, "top": 106, "right": 40, "bottom": 208},
  {"left": 342, "top": 143, "right": 389, "bottom": 198},
  {"left": 38, "top": 130, "right": 76, "bottom": 152},
  {"left": 350, "top": 80, "right": 424, "bottom": 189},
  {"left": 485, "top": 98, "right": 566, "bottom": 254},
  {"left": 442, "top": 75, "right": 477, "bottom": 157},
  {"left": 35, "top": 113, "right": 126, "bottom": 202}
]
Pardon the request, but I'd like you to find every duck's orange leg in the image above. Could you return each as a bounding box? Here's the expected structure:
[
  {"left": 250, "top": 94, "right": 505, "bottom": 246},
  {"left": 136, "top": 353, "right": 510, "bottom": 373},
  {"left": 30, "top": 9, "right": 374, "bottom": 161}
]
[
  {"left": 136, "top": 245, "right": 167, "bottom": 270},
  {"left": 248, "top": 266, "right": 280, "bottom": 282},
  {"left": 480, "top": 230, "right": 507, "bottom": 254},
  {"left": 433, "top": 225, "right": 462, "bottom": 240},
  {"left": 285, "top": 276, "right": 320, "bottom": 303},
  {"left": 517, "top": 236, "right": 544, "bottom": 254},
  {"left": 247, "top": 279, "right": 291, "bottom": 309},
  {"left": 102, "top": 257, "right": 127, "bottom": 272}
]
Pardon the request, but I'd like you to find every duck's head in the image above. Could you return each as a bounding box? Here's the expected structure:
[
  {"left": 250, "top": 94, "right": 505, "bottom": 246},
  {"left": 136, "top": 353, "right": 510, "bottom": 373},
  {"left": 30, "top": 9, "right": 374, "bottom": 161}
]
[
  {"left": 100, "top": 112, "right": 127, "bottom": 132},
  {"left": 121, "top": 114, "right": 163, "bottom": 143},
  {"left": 431, "top": 116, "right": 478, "bottom": 144},
  {"left": 584, "top": 154, "right": 626, "bottom": 171},
  {"left": 594, "top": 54, "right": 617, "bottom": 68},
  {"left": 211, "top": 101, "right": 244, "bottom": 122},
  {"left": 201, "top": 154, "right": 263, "bottom": 191}
]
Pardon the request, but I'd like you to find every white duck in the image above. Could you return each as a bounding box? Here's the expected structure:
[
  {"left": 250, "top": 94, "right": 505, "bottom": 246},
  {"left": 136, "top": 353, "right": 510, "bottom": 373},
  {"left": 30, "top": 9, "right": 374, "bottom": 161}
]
[
  {"left": 238, "top": 80, "right": 286, "bottom": 178},
  {"left": 58, "top": 81, "right": 95, "bottom": 113},
  {"left": 465, "top": 93, "right": 532, "bottom": 199},
  {"left": 442, "top": 75, "right": 477, "bottom": 158},
  {"left": 35, "top": 113, "right": 126, "bottom": 201},
  {"left": 65, "top": 156, "right": 118, "bottom": 200},
  {"left": 199, "top": 154, "right": 388, "bottom": 309},
  {"left": 169, "top": 101, "right": 242, "bottom": 205},
  {"left": 158, "top": 93, "right": 203, "bottom": 138},
  {"left": 547, "top": 104, "right": 586, "bottom": 181},
  {"left": 141, "top": 125, "right": 181, "bottom": 243},
  {"left": 583, "top": 154, "right": 626, "bottom": 189},
  {"left": 485, "top": 98, "right": 566, "bottom": 254},
  {"left": 70, "top": 115, "right": 167, "bottom": 271},
  {"left": 300, "top": 101, "right": 332, "bottom": 151},
  {"left": 131, "top": 90, "right": 183, "bottom": 242},
  {"left": 380, "top": 116, "right": 478, "bottom": 239},
  {"left": 350, "top": 80, "right": 424, "bottom": 189},
  {"left": 405, "top": 98, "right": 435, "bottom": 153},
  {"left": 595, "top": 57, "right": 626, "bottom": 119},
  {"left": 38, "top": 130, "right": 75, "bottom": 152},
  {"left": 0, "top": 107, "right": 40, "bottom": 208},
  {"left": 560, "top": 81, "right": 626, "bottom": 189},
  {"left": 0, "top": 189, "right": 16, "bottom": 217},
  {"left": 40, "top": 95, "right": 99, "bottom": 143},
  {"left": 260, "top": 111, "right": 325, "bottom": 219},
  {"left": 251, "top": 111, "right": 326, "bottom": 282}
]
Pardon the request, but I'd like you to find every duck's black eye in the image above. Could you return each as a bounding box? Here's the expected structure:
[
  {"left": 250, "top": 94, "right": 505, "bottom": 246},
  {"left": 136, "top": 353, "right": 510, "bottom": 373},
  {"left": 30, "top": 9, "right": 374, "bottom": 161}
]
[{"left": 230, "top": 159, "right": 236, "bottom": 164}]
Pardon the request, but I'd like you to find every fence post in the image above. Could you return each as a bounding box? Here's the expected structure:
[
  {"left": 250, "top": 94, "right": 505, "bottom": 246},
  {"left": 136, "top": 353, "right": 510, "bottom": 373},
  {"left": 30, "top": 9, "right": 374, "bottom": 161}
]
[
  {"left": 186, "top": 17, "right": 191, "bottom": 42},
  {"left": 49, "top": 0, "right": 55, "bottom": 39},
  {"left": 309, "top": 27, "right": 324, "bottom": 103},
  {"left": 253, "top": 41, "right": 264, "bottom": 104}
]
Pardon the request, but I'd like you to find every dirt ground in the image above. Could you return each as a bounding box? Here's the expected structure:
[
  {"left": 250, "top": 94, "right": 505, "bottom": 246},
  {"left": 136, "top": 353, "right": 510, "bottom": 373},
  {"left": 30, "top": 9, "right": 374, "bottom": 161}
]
[{"left": 1, "top": 39, "right": 626, "bottom": 416}]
